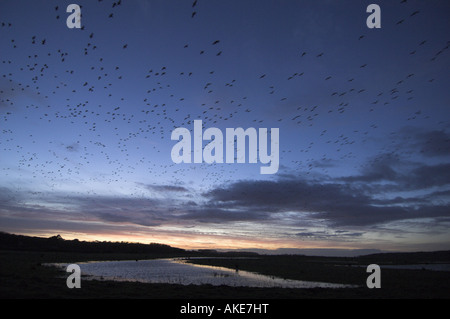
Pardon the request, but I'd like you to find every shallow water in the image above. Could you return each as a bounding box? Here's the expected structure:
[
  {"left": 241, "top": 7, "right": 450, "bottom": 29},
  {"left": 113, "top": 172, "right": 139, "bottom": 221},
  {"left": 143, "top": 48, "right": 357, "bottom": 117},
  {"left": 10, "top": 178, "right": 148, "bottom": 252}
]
[{"left": 53, "top": 258, "right": 356, "bottom": 288}]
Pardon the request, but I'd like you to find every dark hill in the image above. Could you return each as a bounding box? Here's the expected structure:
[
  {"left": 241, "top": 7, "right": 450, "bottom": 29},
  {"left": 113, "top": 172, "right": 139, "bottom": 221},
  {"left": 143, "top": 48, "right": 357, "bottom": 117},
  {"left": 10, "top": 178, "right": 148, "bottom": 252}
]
[
  {"left": 0, "top": 231, "right": 185, "bottom": 255},
  {"left": 1, "top": 231, "right": 448, "bottom": 262}
]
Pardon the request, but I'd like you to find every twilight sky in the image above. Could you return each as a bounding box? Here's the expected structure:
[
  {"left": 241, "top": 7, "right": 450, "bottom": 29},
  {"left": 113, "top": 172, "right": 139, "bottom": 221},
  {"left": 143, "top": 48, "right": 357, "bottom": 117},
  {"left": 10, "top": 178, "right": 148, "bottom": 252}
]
[{"left": 1, "top": 0, "right": 449, "bottom": 253}]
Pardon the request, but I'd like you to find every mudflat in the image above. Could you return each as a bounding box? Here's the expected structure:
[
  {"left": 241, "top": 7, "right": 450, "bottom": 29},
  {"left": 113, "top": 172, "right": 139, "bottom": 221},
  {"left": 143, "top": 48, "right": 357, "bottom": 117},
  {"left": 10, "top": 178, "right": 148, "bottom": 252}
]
[{"left": 1, "top": 250, "right": 449, "bottom": 299}]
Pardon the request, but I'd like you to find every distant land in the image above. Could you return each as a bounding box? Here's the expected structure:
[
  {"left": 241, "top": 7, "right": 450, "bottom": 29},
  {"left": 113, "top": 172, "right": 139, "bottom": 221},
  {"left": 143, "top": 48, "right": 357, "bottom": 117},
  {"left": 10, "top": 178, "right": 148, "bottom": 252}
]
[
  {"left": 221, "top": 248, "right": 384, "bottom": 257},
  {"left": 1, "top": 231, "right": 448, "bottom": 259},
  {"left": 0, "top": 232, "right": 255, "bottom": 257},
  {"left": 1, "top": 231, "right": 450, "bottom": 299},
  {"left": 1, "top": 231, "right": 378, "bottom": 257}
]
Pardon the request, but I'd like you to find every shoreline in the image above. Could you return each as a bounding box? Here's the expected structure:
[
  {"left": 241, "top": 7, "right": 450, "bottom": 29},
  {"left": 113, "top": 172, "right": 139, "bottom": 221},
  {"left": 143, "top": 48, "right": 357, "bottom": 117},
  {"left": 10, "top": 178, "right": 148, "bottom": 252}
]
[{"left": 1, "top": 250, "right": 449, "bottom": 299}]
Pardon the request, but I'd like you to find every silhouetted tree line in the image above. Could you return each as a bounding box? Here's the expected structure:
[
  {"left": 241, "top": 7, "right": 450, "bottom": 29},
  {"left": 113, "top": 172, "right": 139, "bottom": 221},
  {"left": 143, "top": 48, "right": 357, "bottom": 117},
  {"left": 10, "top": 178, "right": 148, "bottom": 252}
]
[
  {"left": 0, "top": 232, "right": 260, "bottom": 257},
  {"left": 0, "top": 232, "right": 186, "bottom": 255}
]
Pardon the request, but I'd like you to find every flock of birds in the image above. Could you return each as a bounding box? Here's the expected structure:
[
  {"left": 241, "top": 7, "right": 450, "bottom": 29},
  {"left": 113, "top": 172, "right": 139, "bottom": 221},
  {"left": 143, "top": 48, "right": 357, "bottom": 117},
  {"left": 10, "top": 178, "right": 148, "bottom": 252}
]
[{"left": 0, "top": 0, "right": 449, "bottom": 194}]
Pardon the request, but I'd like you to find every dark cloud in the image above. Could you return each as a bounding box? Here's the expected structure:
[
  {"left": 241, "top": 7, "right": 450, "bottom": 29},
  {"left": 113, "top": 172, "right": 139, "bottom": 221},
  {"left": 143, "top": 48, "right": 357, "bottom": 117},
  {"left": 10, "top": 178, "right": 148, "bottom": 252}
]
[
  {"left": 338, "top": 152, "right": 450, "bottom": 192},
  {"left": 412, "top": 129, "right": 450, "bottom": 157},
  {"left": 204, "top": 178, "right": 368, "bottom": 214},
  {"left": 295, "top": 230, "right": 364, "bottom": 240},
  {"left": 179, "top": 207, "right": 270, "bottom": 223},
  {"left": 388, "top": 127, "right": 450, "bottom": 158},
  {"left": 140, "top": 183, "right": 189, "bottom": 193},
  {"left": 339, "top": 153, "right": 401, "bottom": 183},
  {"left": 0, "top": 193, "right": 168, "bottom": 228},
  {"left": 72, "top": 196, "right": 165, "bottom": 227},
  {"left": 1, "top": 151, "right": 449, "bottom": 233},
  {"left": 202, "top": 161, "right": 450, "bottom": 226},
  {"left": 406, "top": 163, "right": 450, "bottom": 189}
]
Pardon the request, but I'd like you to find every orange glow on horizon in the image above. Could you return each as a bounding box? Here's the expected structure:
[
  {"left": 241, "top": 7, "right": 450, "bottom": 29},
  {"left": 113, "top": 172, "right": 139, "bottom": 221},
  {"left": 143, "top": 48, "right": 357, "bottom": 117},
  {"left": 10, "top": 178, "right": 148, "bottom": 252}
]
[{"left": 14, "top": 229, "right": 366, "bottom": 252}]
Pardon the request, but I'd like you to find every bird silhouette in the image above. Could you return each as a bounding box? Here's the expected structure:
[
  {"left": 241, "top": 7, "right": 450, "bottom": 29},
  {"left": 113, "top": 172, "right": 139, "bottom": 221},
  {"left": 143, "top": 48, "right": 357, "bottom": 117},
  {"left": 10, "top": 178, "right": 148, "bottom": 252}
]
[{"left": 0, "top": 0, "right": 447, "bottom": 242}]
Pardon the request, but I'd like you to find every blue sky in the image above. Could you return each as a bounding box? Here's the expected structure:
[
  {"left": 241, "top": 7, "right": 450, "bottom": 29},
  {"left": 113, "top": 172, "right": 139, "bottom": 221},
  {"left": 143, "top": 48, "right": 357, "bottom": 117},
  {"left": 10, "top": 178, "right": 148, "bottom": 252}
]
[{"left": 0, "top": 0, "right": 449, "bottom": 252}]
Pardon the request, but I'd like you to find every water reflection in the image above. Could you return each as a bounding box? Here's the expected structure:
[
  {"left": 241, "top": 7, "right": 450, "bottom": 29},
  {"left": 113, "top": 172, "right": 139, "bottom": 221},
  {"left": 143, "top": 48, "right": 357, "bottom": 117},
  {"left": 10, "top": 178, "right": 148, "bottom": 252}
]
[{"left": 53, "top": 258, "right": 356, "bottom": 288}]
